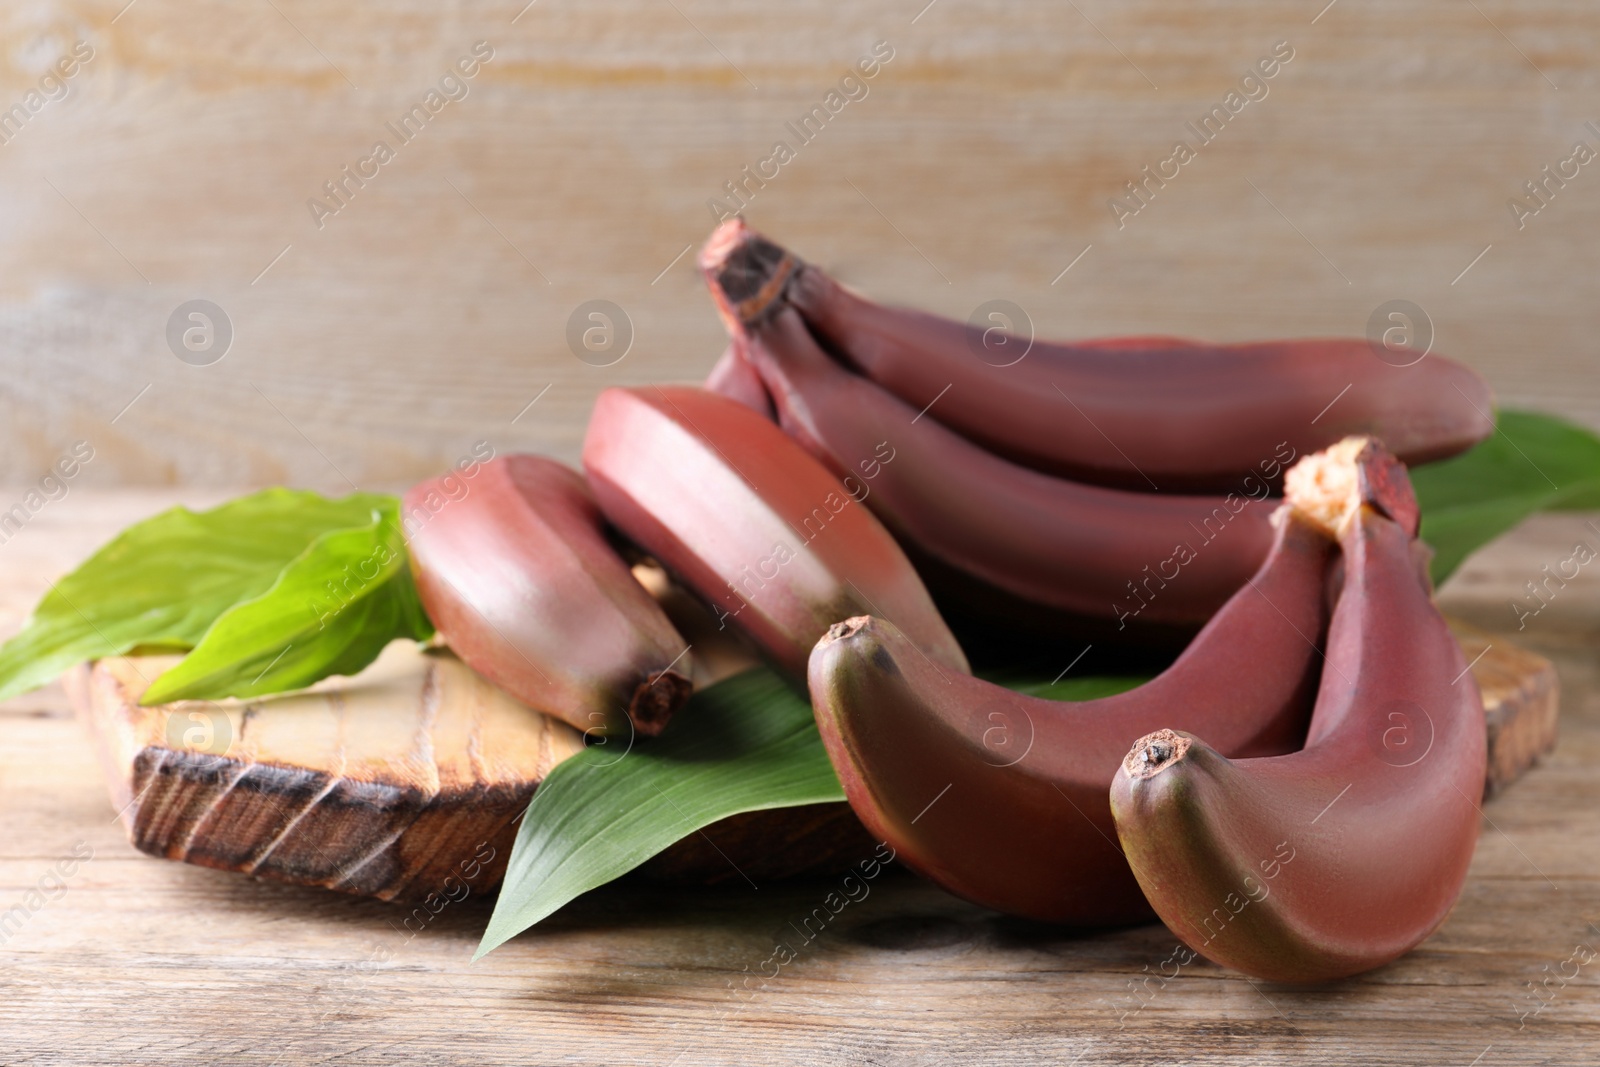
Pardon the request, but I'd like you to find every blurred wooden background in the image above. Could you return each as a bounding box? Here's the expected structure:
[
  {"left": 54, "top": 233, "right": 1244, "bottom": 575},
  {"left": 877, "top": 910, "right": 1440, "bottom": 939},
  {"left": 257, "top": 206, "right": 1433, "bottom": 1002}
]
[{"left": 1, "top": 0, "right": 1597, "bottom": 491}]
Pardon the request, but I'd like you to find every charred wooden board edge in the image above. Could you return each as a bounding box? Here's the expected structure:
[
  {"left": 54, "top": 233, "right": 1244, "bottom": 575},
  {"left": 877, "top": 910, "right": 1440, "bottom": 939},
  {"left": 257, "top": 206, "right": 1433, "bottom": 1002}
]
[
  {"left": 66, "top": 649, "right": 867, "bottom": 904},
  {"left": 66, "top": 648, "right": 583, "bottom": 906},
  {"left": 1447, "top": 620, "right": 1561, "bottom": 798},
  {"left": 121, "top": 744, "right": 531, "bottom": 901},
  {"left": 68, "top": 622, "right": 1558, "bottom": 904}
]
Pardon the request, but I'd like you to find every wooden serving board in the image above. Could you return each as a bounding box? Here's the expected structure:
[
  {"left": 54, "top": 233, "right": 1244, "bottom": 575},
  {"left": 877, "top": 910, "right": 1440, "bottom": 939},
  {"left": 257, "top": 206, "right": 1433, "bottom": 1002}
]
[
  {"left": 67, "top": 621, "right": 1558, "bottom": 904},
  {"left": 1449, "top": 620, "right": 1562, "bottom": 797},
  {"left": 66, "top": 644, "right": 586, "bottom": 904}
]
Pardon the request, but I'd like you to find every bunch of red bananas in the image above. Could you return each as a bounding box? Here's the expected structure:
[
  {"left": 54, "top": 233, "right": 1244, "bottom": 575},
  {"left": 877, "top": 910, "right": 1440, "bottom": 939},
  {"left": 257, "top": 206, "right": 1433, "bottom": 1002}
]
[{"left": 403, "top": 221, "right": 1495, "bottom": 983}]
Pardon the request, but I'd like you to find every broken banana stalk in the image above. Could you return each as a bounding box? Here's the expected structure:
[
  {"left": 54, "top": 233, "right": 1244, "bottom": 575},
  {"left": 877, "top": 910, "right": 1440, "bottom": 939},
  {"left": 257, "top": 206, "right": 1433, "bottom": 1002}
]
[
  {"left": 404, "top": 455, "right": 693, "bottom": 738},
  {"left": 1110, "top": 437, "right": 1486, "bottom": 982},
  {"left": 702, "top": 219, "right": 1495, "bottom": 491},
  {"left": 582, "top": 385, "right": 969, "bottom": 678},
  {"left": 807, "top": 499, "right": 1336, "bottom": 924}
]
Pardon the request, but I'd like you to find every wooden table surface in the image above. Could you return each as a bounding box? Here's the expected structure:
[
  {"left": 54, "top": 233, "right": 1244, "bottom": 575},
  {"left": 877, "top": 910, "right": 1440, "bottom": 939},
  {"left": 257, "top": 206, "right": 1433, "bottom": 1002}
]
[{"left": 0, "top": 491, "right": 1595, "bottom": 1066}]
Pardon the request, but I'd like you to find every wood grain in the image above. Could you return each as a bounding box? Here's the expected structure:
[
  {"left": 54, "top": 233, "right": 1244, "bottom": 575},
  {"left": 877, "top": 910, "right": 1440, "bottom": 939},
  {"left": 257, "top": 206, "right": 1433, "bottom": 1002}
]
[
  {"left": 68, "top": 638, "right": 878, "bottom": 900},
  {"left": 67, "top": 644, "right": 587, "bottom": 902},
  {"left": 68, "top": 616, "right": 1560, "bottom": 903},
  {"left": 0, "top": 1, "right": 1597, "bottom": 492},
  {"left": 2, "top": 493, "right": 1598, "bottom": 1064}
]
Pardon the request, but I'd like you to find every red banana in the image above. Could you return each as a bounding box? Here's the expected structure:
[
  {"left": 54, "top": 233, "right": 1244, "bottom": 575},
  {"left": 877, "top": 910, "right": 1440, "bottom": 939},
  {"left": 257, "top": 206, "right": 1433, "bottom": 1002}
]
[
  {"left": 704, "top": 338, "right": 774, "bottom": 420},
  {"left": 581, "top": 385, "right": 969, "bottom": 678},
  {"left": 703, "top": 219, "right": 1496, "bottom": 490},
  {"left": 404, "top": 455, "right": 692, "bottom": 738},
  {"left": 807, "top": 500, "right": 1335, "bottom": 924},
  {"left": 719, "top": 299, "right": 1279, "bottom": 632},
  {"left": 1110, "top": 438, "right": 1486, "bottom": 982}
]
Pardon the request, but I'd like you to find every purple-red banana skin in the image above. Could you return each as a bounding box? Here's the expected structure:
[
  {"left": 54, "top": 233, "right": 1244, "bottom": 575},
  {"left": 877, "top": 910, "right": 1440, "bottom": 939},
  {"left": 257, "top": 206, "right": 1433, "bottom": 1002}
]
[
  {"left": 704, "top": 338, "right": 774, "bottom": 420},
  {"left": 739, "top": 304, "right": 1277, "bottom": 628},
  {"left": 582, "top": 385, "right": 969, "bottom": 679},
  {"left": 807, "top": 507, "right": 1333, "bottom": 925},
  {"left": 404, "top": 455, "right": 692, "bottom": 738},
  {"left": 704, "top": 219, "right": 1496, "bottom": 490},
  {"left": 1109, "top": 507, "right": 1487, "bottom": 982}
]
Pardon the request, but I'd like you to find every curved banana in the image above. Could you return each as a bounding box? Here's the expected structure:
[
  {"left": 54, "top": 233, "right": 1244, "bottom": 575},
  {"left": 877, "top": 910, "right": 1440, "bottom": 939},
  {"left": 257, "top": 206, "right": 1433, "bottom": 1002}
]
[
  {"left": 1110, "top": 438, "right": 1486, "bottom": 982},
  {"left": 582, "top": 385, "right": 969, "bottom": 678},
  {"left": 703, "top": 219, "right": 1496, "bottom": 490},
  {"left": 807, "top": 501, "right": 1335, "bottom": 924},
  {"left": 704, "top": 338, "right": 774, "bottom": 420},
  {"left": 728, "top": 301, "right": 1278, "bottom": 632},
  {"left": 404, "top": 455, "right": 693, "bottom": 738}
]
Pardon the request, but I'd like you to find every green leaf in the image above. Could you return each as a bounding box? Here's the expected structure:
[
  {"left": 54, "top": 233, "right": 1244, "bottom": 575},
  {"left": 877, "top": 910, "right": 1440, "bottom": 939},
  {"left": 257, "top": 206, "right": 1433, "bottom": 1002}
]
[
  {"left": 476, "top": 668, "right": 845, "bottom": 958},
  {"left": 476, "top": 665, "right": 1153, "bottom": 957},
  {"left": 1414, "top": 409, "right": 1600, "bottom": 583},
  {"left": 139, "top": 506, "right": 432, "bottom": 705},
  {"left": 0, "top": 489, "right": 395, "bottom": 702}
]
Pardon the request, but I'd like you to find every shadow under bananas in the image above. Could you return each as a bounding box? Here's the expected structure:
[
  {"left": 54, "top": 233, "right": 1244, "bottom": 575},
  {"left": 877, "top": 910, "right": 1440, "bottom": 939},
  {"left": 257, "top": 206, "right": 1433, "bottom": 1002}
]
[{"left": 909, "top": 544, "right": 1194, "bottom": 677}]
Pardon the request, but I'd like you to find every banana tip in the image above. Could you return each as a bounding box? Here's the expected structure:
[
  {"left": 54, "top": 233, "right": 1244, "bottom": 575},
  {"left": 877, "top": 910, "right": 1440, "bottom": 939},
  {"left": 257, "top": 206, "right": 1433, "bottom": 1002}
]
[
  {"left": 1123, "top": 729, "right": 1191, "bottom": 780},
  {"left": 822, "top": 615, "right": 873, "bottom": 645},
  {"left": 628, "top": 670, "right": 694, "bottom": 737}
]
